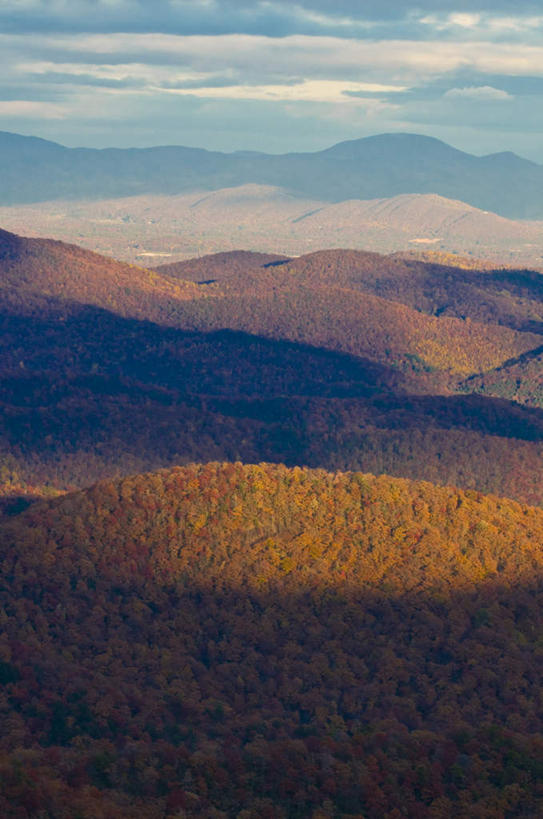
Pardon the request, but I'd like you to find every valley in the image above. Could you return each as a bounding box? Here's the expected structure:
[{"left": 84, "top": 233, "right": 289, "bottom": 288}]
[{"left": 1, "top": 186, "right": 542, "bottom": 268}]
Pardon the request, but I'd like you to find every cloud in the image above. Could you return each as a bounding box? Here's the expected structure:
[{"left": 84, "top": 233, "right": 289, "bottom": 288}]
[
  {"left": 0, "top": 4, "right": 542, "bottom": 159},
  {"left": 444, "top": 85, "right": 513, "bottom": 100},
  {"left": 0, "top": 100, "right": 67, "bottom": 118},
  {"left": 420, "top": 13, "right": 482, "bottom": 30},
  {"left": 157, "top": 79, "right": 407, "bottom": 103},
  {"left": 0, "top": 1, "right": 541, "bottom": 38},
  {"left": 418, "top": 11, "right": 543, "bottom": 45},
  {"left": 10, "top": 32, "right": 543, "bottom": 80},
  {"left": 0, "top": 1, "right": 385, "bottom": 37}
]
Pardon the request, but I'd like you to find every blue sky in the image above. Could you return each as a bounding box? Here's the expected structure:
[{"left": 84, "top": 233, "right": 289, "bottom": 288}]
[{"left": 1, "top": 1, "right": 543, "bottom": 159}]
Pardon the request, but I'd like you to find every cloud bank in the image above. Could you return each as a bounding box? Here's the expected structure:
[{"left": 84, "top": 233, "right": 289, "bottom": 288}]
[{"left": 0, "top": 2, "right": 541, "bottom": 160}]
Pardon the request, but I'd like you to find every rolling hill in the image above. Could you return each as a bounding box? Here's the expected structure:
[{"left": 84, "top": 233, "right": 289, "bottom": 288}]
[
  {"left": 1, "top": 232, "right": 543, "bottom": 507},
  {"left": 0, "top": 228, "right": 199, "bottom": 324},
  {"left": 3, "top": 229, "right": 539, "bottom": 382},
  {"left": 240, "top": 248, "right": 543, "bottom": 334},
  {"left": 1, "top": 461, "right": 543, "bottom": 816},
  {"left": 155, "top": 248, "right": 543, "bottom": 378}
]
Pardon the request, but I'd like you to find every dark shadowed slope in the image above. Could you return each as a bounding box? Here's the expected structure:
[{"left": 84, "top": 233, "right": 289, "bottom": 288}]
[{"left": 2, "top": 299, "right": 543, "bottom": 505}]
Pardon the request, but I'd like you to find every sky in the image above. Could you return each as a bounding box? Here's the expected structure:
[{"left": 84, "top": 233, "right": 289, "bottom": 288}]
[{"left": 1, "top": 0, "right": 543, "bottom": 160}]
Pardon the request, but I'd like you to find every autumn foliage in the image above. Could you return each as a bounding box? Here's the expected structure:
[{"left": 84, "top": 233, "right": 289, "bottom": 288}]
[
  {"left": 2, "top": 229, "right": 543, "bottom": 816},
  {"left": 2, "top": 233, "right": 543, "bottom": 506},
  {"left": 1, "top": 462, "right": 543, "bottom": 816}
]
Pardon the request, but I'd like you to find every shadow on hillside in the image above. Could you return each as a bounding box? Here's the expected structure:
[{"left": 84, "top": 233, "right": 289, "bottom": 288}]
[
  {"left": 0, "top": 539, "right": 543, "bottom": 816},
  {"left": 1, "top": 299, "right": 543, "bottom": 501},
  {"left": 0, "top": 493, "right": 38, "bottom": 517}
]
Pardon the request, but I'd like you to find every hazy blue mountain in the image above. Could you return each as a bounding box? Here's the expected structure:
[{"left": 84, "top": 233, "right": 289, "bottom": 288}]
[{"left": 1, "top": 130, "right": 542, "bottom": 218}]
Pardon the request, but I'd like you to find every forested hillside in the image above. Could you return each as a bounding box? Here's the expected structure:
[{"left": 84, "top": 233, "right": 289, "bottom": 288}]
[
  {"left": 2, "top": 223, "right": 543, "bottom": 817},
  {"left": 3, "top": 299, "right": 543, "bottom": 505},
  {"left": 1, "top": 462, "right": 543, "bottom": 817},
  {"left": 2, "top": 232, "right": 543, "bottom": 507},
  {"left": 0, "top": 228, "right": 199, "bottom": 323}
]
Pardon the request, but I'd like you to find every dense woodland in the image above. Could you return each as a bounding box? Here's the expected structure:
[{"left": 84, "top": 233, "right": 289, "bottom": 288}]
[
  {"left": 2, "top": 300, "right": 543, "bottom": 506},
  {"left": 2, "top": 462, "right": 543, "bottom": 816},
  {"left": 2, "top": 230, "right": 543, "bottom": 816},
  {"left": 2, "top": 233, "right": 543, "bottom": 506}
]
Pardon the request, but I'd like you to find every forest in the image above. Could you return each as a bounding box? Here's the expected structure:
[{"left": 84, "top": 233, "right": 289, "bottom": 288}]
[
  {"left": 2, "top": 462, "right": 543, "bottom": 816},
  {"left": 2, "top": 233, "right": 543, "bottom": 507},
  {"left": 2, "top": 229, "right": 543, "bottom": 816}
]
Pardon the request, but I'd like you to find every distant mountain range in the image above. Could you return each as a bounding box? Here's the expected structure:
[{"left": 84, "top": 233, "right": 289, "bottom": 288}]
[{"left": 2, "top": 130, "right": 543, "bottom": 218}]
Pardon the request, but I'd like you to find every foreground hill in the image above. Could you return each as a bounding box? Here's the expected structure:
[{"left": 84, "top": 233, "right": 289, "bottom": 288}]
[
  {"left": 2, "top": 130, "right": 543, "bottom": 219},
  {"left": 1, "top": 461, "right": 543, "bottom": 816}
]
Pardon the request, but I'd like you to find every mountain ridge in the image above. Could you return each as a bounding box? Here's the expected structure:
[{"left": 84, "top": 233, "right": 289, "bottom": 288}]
[{"left": 2, "top": 130, "right": 543, "bottom": 218}]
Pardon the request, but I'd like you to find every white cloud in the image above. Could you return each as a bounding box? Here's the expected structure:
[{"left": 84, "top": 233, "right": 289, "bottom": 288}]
[
  {"left": 284, "top": 3, "right": 378, "bottom": 31},
  {"left": 4, "top": 32, "right": 543, "bottom": 101},
  {"left": 0, "top": 29, "right": 541, "bottom": 152},
  {"left": 0, "top": 100, "right": 67, "bottom": 117},
  {"left": 156, "top": 78, "right": 407, "bottom": 102},
  {"left": 447, "top": 13, "right": 482, "bottom": 29},
  {"left": 486, "top": 15, "right": 543, "bottom": 33},
  {"left": 444, "top": 85, "right": 513, "bottom": 101},
  {"left": 419, "top": 13, "right": 481, "bottom": 30},
  {"left": 16, "top": 59, "right": 205, "bottom": 87},
  {"left": 420, "top": 12, "right": 543, "bottom": 36},
  {"left": 10, "top": 32, "right": 543, "bottom": 80}
]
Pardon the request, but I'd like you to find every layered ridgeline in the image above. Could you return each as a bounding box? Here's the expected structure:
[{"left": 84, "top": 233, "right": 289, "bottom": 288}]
[
  {"left": 2, "top": 130, "right": 543, "bottom": 219},
  {"left": 2, "top": 230, "right": 543, "bottom": 505},
  {"left": 1, "top": 462, "right": 543, "bottom": 817}
]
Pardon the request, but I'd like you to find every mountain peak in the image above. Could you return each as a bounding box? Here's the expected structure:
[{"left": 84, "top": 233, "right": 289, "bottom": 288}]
[{"left": 321, "top": 132, "right": 472, "bottom": 161}]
